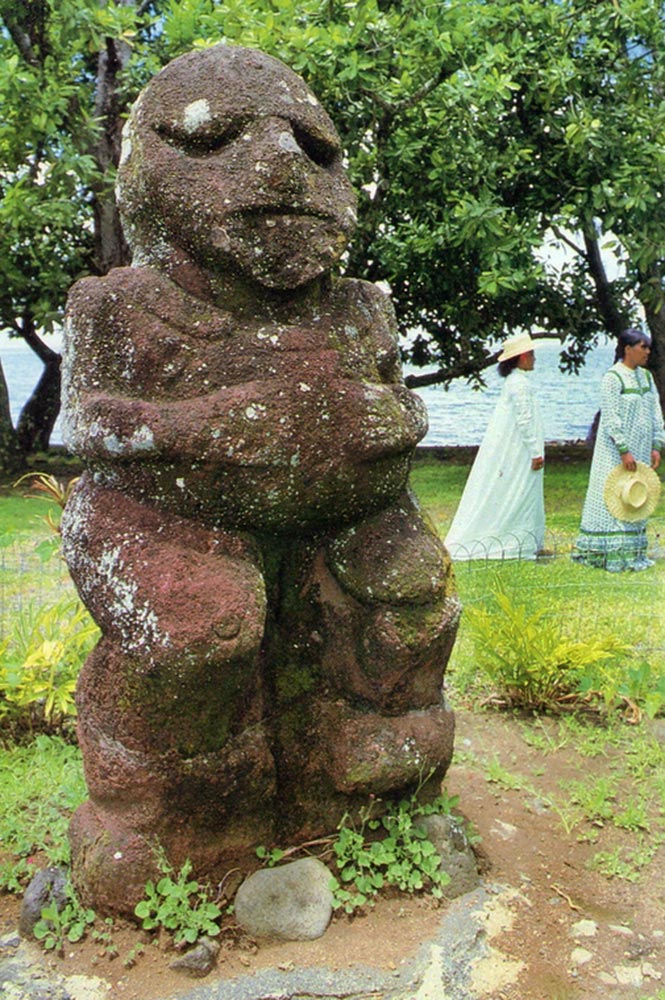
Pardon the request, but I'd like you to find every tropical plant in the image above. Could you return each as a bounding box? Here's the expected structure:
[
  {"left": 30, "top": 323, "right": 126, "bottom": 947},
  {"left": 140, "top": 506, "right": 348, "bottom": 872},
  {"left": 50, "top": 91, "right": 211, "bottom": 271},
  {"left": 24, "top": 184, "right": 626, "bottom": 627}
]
[
  {"left": 465, "top": 584, "right": 631, "bottom": 712},
  {"left": 14, "top": 471, "right": 79, "bottom": 535},
  {"left": 0, "top": 597, "right": 99, "bottom": 732}
]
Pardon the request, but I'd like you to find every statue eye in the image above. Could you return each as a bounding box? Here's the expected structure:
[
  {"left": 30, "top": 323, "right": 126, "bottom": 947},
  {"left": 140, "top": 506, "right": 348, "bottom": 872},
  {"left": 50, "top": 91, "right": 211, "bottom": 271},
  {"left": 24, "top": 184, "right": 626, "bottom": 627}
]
[
  {"left": 154, "top": 118, "right": 248, "bottom": 157},
  {"left": 292, "top": 124, "right": 340, "bottom": 168}
]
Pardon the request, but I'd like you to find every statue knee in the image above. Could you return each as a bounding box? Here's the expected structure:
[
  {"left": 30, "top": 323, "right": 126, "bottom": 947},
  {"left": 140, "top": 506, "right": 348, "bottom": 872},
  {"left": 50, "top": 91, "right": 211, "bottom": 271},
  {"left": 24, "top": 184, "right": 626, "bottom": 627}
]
[{"left": 319, "top": 495, "right": 460, "bottom": 709}]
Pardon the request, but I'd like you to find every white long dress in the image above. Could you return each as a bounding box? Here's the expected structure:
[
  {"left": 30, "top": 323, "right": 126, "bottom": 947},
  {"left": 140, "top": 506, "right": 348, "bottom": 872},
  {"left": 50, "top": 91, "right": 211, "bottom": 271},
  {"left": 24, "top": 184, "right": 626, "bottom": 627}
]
[
  {"left": 572, "top": 362, "right": 665, "bottom": 571},
  {"left": 445, "top": 368, "right": 545, "bottom": 561}
]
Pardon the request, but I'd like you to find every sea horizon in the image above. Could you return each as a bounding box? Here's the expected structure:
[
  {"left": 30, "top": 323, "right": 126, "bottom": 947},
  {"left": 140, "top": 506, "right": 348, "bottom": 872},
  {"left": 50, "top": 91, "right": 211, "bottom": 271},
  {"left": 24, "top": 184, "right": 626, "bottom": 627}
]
[{"left": 1, "top": 333, "right": 614, "bottom": 448}]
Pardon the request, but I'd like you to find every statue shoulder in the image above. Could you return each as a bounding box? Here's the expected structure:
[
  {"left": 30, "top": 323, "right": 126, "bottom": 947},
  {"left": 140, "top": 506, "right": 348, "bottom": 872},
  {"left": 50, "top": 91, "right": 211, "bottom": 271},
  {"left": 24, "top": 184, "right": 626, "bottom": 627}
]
[
  {"left": 66, "top": 267, "right": 171, "bottom": 322},
  {"left": 332, "top": 277, "right": 398, "bottom": 336}
]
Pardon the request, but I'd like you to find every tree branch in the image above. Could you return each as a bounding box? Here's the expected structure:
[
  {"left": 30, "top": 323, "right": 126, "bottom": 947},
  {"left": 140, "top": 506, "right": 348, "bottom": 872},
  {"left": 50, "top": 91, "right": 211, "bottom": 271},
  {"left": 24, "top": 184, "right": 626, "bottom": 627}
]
[
  {"left": 371, "top": 60, "right": 456, "bottom": 117},
  {"left": 582, "top": 231, "right": 626, "bottom": 338},
  {"left": 0, "top": 0, "right": 50, "bottom": 66},
  {"left": 18, "top": 314, "right": 60, "bottom": 365},
  {"left": 404, "top": 331, "right": 563, "bottom": 388},
  {"left": 550, "top": 224, "right": 586, "bottom": 260}
]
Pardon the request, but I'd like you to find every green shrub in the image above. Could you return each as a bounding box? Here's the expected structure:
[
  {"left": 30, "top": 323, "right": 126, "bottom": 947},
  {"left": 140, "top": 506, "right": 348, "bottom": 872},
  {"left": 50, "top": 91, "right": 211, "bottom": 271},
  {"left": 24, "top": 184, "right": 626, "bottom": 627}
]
[
  {"left": 577, "top": 657, "right": 665, "bottom": 721},
  {"left": 465, "top": 585, "right": 630, "bottom": 712},
  {"left": 0, "top": 597, "right": 99, "bottom": 734}
]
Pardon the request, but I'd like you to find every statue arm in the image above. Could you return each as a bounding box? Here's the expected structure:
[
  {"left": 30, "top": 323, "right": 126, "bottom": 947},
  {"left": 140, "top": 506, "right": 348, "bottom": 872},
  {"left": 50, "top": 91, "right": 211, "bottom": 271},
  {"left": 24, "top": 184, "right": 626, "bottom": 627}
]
[{"left": 63, "top": 388, "right": 243, "bottom": 462}]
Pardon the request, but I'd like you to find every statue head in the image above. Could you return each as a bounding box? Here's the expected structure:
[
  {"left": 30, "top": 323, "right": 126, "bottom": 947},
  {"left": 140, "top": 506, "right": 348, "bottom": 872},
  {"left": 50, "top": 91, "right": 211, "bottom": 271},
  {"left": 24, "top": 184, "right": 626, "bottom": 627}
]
[{"left": 117, "top": 45, "right": 357, "bottom": 290}]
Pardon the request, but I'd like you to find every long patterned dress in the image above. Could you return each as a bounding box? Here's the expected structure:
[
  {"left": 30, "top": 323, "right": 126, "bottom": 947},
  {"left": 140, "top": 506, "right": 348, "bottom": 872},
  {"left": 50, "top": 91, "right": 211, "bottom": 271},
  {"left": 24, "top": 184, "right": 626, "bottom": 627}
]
[
  {"left": 445, "top": 368, "right": 545, "bottom": 561},
  {"left": 572, "top": 362, "right": 665, "bottom": 571}
]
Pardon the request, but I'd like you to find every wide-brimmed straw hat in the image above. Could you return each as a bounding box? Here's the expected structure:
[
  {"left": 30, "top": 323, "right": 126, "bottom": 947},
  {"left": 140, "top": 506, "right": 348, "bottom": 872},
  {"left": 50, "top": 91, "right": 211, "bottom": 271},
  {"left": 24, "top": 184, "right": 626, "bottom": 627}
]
[
  {"left": 604, "top": 462, "right": 661, "bottom": 522},
  {"left": 497, "top": 333, "right": 537, "bottom": 361}
]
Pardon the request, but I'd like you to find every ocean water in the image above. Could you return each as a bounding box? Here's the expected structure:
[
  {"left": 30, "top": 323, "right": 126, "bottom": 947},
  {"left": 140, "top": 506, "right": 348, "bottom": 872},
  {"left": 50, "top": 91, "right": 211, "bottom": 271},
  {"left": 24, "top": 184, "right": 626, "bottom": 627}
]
[
  {"left": 410, "top": 337, "right": 615, "bottom": 446},
  {"left": 1, "top": 334, "right": 614, "bottom": 447}
]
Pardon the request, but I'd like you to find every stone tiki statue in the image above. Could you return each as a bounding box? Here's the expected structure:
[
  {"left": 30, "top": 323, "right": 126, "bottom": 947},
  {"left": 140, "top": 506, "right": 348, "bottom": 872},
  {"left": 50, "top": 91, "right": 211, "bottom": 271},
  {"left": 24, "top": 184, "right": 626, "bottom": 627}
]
[{"left": 61, "top": 44, "right": 460, "bottom": 914}]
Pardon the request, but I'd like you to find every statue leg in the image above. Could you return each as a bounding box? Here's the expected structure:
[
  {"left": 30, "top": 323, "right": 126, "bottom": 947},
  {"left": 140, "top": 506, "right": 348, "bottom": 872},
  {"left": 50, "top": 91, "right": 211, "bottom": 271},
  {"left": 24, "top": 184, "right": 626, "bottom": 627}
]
[
  {"left": 270, "top": 490, "right": 460, "bottom": 835},
  {"left": 61, "top": 475, "right": 272, "bottom": 913}
]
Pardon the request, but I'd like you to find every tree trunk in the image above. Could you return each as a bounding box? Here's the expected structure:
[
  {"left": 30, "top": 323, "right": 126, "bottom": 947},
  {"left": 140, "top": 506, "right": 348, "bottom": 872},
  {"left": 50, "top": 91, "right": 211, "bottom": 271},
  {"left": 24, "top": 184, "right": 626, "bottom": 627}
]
[
  {"left": 90, "top": 33, "right": 133, "bottom": 273},
  {"left": 16, "top": 353, "right": 61, "bottom": 454},
  {"left": 15, "top": 316, "right": 62, "bottom": 454},
  {"left": 583, "top": 231, "right": 627, "bottom": 345},
  {"left": 0, "top": 360, "right": 21, "bottom": 475},
  {"left": 640, "top": 263, "right": 665, "bottom": 413},
  {"left": 645, "top": 306, "right": 665, "bottom": 415}
]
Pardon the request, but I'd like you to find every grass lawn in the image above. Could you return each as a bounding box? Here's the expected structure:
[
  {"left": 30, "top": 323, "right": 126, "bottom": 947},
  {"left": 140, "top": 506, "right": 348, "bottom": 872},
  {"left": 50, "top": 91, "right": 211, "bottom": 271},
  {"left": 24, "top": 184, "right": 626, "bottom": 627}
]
[
  {"left": 411, "top": 448, "right": 665, "bottom": 705},
  {"left": 0, "top": 490, "right": 72, "bottom": 639}
]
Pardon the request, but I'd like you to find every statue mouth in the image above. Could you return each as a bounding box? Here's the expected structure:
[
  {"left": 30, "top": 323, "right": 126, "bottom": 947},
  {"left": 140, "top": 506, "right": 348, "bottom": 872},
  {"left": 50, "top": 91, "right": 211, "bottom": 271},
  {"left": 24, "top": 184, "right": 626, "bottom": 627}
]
[
  {"left": 211, "top": 210, "right": 343, "bottom": 250},
  {"left": 239, "top": 205, "right": 338, "bottom": 224},
  {"left": 247, "top": 212, "right": 334, "bottom": 233}
]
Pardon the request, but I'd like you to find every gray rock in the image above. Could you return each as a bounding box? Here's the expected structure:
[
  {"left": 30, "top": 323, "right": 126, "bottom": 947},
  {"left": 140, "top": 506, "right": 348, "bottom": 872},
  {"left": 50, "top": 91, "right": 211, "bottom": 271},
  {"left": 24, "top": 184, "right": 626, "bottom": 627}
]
[
  {"left": 418, "top": 814, "right": 481, "bottom": 899},
  {"left": 0, "top": 944, "right": 71, "bottom": 1000},
  {"left": 170, "top": 936, "right": 220, "bottom": 978},
  {"left": 0, "top": 930, "right": 21, "bottom": 949},
  {"left": 19, "top": 867, "right": 68, "bottom": 938},
  {"left": 234, "top": 857, "right": 333, "bottom": 941}
]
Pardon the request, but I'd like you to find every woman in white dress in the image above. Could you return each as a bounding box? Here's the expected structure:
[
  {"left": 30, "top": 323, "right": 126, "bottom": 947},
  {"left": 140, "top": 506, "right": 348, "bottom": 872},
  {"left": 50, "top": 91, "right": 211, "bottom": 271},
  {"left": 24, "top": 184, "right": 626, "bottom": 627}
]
[
  {"left": 445, "top": 333, "right": 545, "bottom": 562},
  {"left": 572, "top": 328, "right": 664, "bottom": 572}
]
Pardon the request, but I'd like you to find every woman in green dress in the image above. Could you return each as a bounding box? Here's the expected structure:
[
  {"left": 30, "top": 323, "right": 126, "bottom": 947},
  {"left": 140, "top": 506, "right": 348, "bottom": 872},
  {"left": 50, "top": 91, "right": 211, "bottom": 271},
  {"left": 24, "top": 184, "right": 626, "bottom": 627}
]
[{"left": 573, "top": 329, "right": 664, "bottom": 571}]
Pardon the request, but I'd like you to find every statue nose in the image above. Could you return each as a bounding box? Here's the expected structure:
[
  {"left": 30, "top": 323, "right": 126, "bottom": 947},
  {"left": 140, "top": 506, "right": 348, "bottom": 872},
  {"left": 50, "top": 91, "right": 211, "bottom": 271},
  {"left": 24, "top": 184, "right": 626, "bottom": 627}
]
[
  {"left": 250, "top": 117, "right": 305, "bottom": 158},
  {"left": 244, "top": 117, "right": 316, "bottom": 199}
]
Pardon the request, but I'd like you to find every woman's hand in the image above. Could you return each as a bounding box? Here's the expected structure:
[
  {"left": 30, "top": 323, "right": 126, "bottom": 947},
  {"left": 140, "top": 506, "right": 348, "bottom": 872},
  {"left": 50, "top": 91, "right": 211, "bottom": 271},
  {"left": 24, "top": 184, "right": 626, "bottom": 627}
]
[
  {"left": 652, "top": 449, "right": 661, "bottom": 470},
  {"left": 531, "top": 456, "right": 544, "bottom": 471},
  {"left": 621, "top": 451, "right": 637, "bottom": 471}
]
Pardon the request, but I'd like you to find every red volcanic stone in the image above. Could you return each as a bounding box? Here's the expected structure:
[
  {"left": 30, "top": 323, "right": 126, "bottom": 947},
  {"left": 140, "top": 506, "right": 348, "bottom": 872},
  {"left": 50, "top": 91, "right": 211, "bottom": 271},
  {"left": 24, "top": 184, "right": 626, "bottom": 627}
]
[{"left": 61, "top": 44, "right": 459, "bottom": 915}]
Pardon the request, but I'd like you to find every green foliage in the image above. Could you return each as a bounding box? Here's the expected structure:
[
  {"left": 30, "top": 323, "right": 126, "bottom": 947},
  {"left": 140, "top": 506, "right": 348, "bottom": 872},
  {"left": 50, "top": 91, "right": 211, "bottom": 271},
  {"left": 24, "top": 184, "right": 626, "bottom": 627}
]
[
  {"left": 91, "top": 916, "right": 119, "bottom": 960},
  {"left": 0, "top": 492, "right": 89, "bottom": 737},
  {"left": 563, "top": 776, "right": 618, "bottom": 824},
  {"left": 134, "top": 853, "right": 222, "bottom": 946},
  {"left": 166, "top": 0, "right": 665, "bottom": 377},
  {"left": 255, "top": 845, "right": 285, "bottom": 867},
  {"left": 578, "top": 658, "right": 665, "bottom": 721},
  {"left": 255, "top": 786, "right": 462, "bottom": 915},
  {"left": 0, "top": 735, "right": 85, "bottom": 892},
  {"left": 33, "top": 881, "right": 96, "bottom": 955},
  {"left": 328, "top": 793, "right": 453, "bottom": 913},
  {"left": 14, "top": 472, "right": 80, "bottom": 536},
  {"left": 2, "top": 0, "right": 665, "bottom": 437},
  {"left": 0, "top": 477, "right": 96, "bottom": 735},
  {"left": 465, "top": 583, "right": 630, "bottom": 712},
  {"left": 0, "top": 596, "right": 99, "bottom": 731},
  {"left": 589, "top": 842, "right": 655, "bottom": 883}
]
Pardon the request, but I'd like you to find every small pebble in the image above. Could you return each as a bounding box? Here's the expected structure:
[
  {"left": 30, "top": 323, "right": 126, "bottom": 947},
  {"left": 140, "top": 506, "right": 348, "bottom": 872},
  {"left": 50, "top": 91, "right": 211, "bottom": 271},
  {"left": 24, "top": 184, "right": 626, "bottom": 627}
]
[
  {"left": 615, "top": 965, "right": 643, "bottom": 987},
  {"left": 570, "top": 919, "right": 597, "bottom": 939},
  {"left": 643, "top": 961, "right": 662, "bottom": 981}
]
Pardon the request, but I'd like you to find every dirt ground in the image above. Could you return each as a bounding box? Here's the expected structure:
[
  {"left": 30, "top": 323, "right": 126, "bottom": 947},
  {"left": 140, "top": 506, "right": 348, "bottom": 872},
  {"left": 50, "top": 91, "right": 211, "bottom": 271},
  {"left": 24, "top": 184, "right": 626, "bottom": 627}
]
[{"left": 2, "top": 706, "right": 664, "bottom": 1000}]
